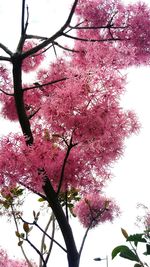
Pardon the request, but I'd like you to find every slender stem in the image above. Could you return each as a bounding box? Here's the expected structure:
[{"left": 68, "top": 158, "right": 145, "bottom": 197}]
[
  {"left": 25, "top": 237, "right": 46, "bottom": 267},
  {"left": 57, "top": 145, "right": 72, "bottom": 195},
  {"left": 65, "top": 191, "right": 69, "bottom": 222},
  {"left": 79, "top": 225, "right": 91, "bottom": 257},
  {"left": 39, "top": 213, "right": 54, "bottom": 267},
  {"left": 45, "top": 215, "right": 55, "bottom": 265},
  {"left": 63, "top": 33, "right": 121, "bottom": 42},
  {"left": 21, "top": 0, "right": 26, "bottom": 35},
  {"left": 0, "top": 89, "right": 14, "bottom": 96},
  {"left": 10, "top": 204, "right": 33, "bottom": 267},
  {"left": 35, "top": 221, "right": 67, "bottom": 253},
  {"left": 0, "top": 56, "right": 11, "bottom": 61},
  {"left": 21, "top": 0, "right": 79, "bottom": 59},
  {"left": 20, "top": 216, "right": 67, "bottom": 252},
  {"left": 69, "top": 25, "right": 127, "bottom": 30},
  {"left": 0, "top": 43, "right": 12, "bottom": 56},
  {"left": 23, "top": 77, "right": 68, "bottom": 92}
]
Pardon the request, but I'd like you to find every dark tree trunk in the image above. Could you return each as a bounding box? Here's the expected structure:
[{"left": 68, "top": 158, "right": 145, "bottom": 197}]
[{"left": 12, "top": 54, "right": 79, "bottom": 267}]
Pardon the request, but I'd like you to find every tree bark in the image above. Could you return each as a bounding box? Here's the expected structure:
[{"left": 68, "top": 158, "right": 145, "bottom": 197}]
[{"left": 12, "top": 53, "right": 79, "bottom": 267}]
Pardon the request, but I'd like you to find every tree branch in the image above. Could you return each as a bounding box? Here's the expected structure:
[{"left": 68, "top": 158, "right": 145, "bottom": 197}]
[
  {"left": 57, "top": 136, "right": 77, "bottom": 195},
  {"left": 0, "top": 89, "right": 14, "bottom": 96},
  {"left": 21, "top": 0, "right": 26, "bottom": 35},
  {"left": 39, "top": 213, "right": 54, "bottom": 267},
  {"left": 0, "top": 43, "right": 13, "bottom": 56},
  {"left": 23, "top": 77, "right": 68, "bottom": 92},
  {"left": 53, "top": 41, "right": 79, "bottom": 53},
  {"left": 21, "top": 0, "right": 79, "bottom": 59},
  {"left": 45, "top": 214, "right": 55, "bottom": 265},
  {"left": 25, "top": 34, "right": 47, "bottom": 40},
  {"left": 25, "top": 237, "right": 47, "bottom": 267},
  {"left": 69, "top": 25, "right": 127, "bottom": 30},
  {"left": 63, "top": 33, "right": 122, "bottom": 42},
  {"left": 10, "top": 204, "right": 33, "bottom": 267},
  {"left": 0, "top": 56, "right": 11, "bottom": 62},
  {"left": 24, "top": 5, "right": 29, "bottom": 33},
  {"left": 20, "top": 216, "right": 67, "bottom": 253}
]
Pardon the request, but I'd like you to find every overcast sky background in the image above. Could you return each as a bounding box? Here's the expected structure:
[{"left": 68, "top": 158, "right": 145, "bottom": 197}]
[{"left": 0, "top": 1, "right": 150, "bottom": 267}]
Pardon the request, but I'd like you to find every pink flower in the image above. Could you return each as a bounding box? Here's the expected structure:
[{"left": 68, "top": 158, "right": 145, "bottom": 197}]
[{"left": 73, "top": 193, "right": 120, "bottom": 228}]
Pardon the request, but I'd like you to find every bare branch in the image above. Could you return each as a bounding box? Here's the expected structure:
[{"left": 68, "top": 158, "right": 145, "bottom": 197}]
[
  {"left": 19, "top": 181, "right": 47, "bottom": 200},
  {"left": 63, "top": 33, "right": 122, "bottom": 42},
  {"left": 39, "top": 214, "right": 54, "bottom": 267},
  {"left": 24, "top": 5, "right": 29, "bottom": 33},
  {"left": 0, "top": 88, "right": 14, "bottom": 96},
  {"left": 69, "top": 25, "right": 127, "bottom": 30},
  {"left": 22, "top": 0, "right": 79, "bottom": 59},
  {"left": 21, "top": 0, "right": 26, "bottom": 35},
  {"left": 20, "top": 216, "right": 67, "bottom": 253},
  {"left": 10, "top": 204, "right": 33, "bottom": 267},
  {"left": 23, "top": 77, "right": 68, "bottom": 92},
  {"left": 0, "top": 56, "right": 11, "bottom": 62},
  {"left": 28, "top": 107, "right": 41, "bottom": 120},
  {"left": 54, "top": 41, "right": 79, "bottom": 53},
  {"left": 25, "top": 237, "right": 47, "bottom": 267},
  {"left": 26, "top": 34, "right": 47, "bottom": 40},
  {"left": 0, "top": 43, "right": 13, "bottom": 56},
  {"left": 52, "top": 43, "right": 58, "bottom": 58},
  {"left": 57, "top": 135, "right": 77, "bottom": 195}
]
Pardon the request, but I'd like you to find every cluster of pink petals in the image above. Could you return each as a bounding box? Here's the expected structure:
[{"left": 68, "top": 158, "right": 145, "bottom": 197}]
[
  {"left": 73, "top": 193, "right": 120, "bottom": 228},
  {"left": 22, "top": 41, "right": 44, "bottom": 73},
  {"left": 0, "top": 0, "right": 149, "bottom": 231},
  {"left": 0, "top": 248, "right": 36, "bottom": 267}
]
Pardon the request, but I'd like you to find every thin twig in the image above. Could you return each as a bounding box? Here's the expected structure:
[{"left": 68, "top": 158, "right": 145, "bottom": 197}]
[
  {"left": 35, "top": 221, "right": 67, "bottom": 253},
  {"left": 0, "top": 88, "right": 14, "bottom": 96},
  {"left": 23, "top": 77, "right": 68, "bottom": 92},
  {"left": 26, "top": 34, "right": 47, "bottom": 40},
  {"left": 21, "top": 0, "right": 26, "bottom": 35},
  {"left": 10, "top": 204, "right": 33, "bottom": 267},
  {"left": 20, "top": 217, "right": 67, "bottom": 252},
  {"left": 63, "top": 33, "right": 121, "bottom": 42},
  {"left": 54, "top": 42, "right": 79, "bottom": 53},
  {"left": 0, "top": 43, "right": 13, "bottom": 56},
  {"left": 28, "top": 107, "right": 41, "bottom": 120},
  {"left": 39, "top": 213, "right": 53, "bottom": 267},
  {"left": 24, "top": 5, "right": 29, "bottom": 33},
  {"left": 25, "top": 237, "right": 47, "bottom": 267},
  {"left": 45, "top": 214, "right": 55, "bottom": 265},
  {"left": 69, "top": 25, "right": 127, "bottom": 30},
  {"left": 21, "top": 0, "right": 79, "bottom": 59},
  {"left": 0, "top": 56, "right": 11, "bottom": 62},
  {"left": 19, "top": 181, "right": 47, "bottom": 200}
]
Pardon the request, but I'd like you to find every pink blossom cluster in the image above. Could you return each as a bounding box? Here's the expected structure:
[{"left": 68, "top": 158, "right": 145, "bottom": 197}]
[
  {"left": 0, "top": 248, "right": 36, "bottom": 267},
  {"left": 0, "top": 0, "right": 149, "bottom": 230},
  {"left": 73, "top": 193, "right": 120, "bottom": 228},
  {"left": 22, "top": 41, "right": 44, "bottom": 73}
]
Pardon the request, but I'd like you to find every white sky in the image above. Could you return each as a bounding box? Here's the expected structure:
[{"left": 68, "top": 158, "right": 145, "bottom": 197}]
[{"left": 0, "top": 1, "right": 150, "bottom": 267}]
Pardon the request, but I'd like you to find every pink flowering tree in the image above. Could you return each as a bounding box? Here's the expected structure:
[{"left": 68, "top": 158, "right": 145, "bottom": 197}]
[{"left": 0, "top": 0, "right": 150, "bottom": 266}]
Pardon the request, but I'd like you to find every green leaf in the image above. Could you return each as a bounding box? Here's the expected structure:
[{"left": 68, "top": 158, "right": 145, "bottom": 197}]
[
  {"left": 127, "top": 234, "right": 146, "bottom": 246},
  {"left": 112, "top": 245, "right": 139, "bottom": 262},
  {"left": 143, "top": 244, "right": 150, "bottom": 255},
  {"left": 134, "top": 264, "right": 142, "bottom": 267},
  {"left": 112, "top": 245, "right": 129, "bottom": 259},
  {"left": 120, "top": 247, "right": 139, "bottom": 262}
]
